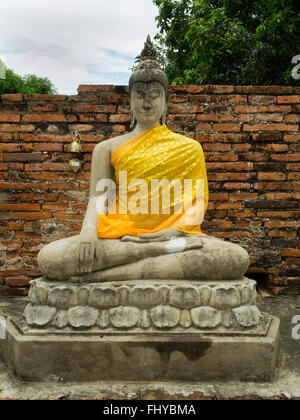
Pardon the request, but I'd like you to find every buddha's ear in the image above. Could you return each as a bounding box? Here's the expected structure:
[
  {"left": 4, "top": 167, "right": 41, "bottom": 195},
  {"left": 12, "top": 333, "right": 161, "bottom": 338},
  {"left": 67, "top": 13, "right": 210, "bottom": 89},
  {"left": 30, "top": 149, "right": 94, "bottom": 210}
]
[
  {"left": 130, "top": 112, "right": 136, "bottom": 129},
  {"left": 161, "top": 104, "right": 167, "bottom": 126}
]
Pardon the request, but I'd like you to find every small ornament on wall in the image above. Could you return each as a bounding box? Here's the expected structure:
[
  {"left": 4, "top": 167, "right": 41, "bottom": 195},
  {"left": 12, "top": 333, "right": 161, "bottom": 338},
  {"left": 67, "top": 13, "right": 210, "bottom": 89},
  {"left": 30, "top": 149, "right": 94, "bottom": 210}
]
[{"left": 68, "top": 130, "right": 83, "bottom": 173}]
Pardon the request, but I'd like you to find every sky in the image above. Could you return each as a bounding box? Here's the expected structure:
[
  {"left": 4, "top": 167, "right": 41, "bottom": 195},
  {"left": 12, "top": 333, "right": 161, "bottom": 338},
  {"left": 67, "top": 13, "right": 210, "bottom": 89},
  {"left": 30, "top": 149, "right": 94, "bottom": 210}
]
[{"left": 0, "top": 0, "right": 159, "bottom": 94}]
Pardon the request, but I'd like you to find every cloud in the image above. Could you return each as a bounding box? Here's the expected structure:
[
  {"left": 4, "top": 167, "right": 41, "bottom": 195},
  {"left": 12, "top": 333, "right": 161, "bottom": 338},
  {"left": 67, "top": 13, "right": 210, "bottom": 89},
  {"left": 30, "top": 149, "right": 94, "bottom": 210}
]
[{"left": 0, "top": 0, "right": 158, "bottom": 94}]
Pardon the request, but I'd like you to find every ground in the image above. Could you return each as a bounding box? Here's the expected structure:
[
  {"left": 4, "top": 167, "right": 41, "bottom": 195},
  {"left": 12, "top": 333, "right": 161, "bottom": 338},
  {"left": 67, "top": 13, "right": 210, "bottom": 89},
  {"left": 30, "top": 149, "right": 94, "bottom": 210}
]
[{"left": 0, "top": 289, "right": 299, "bottom": 400}]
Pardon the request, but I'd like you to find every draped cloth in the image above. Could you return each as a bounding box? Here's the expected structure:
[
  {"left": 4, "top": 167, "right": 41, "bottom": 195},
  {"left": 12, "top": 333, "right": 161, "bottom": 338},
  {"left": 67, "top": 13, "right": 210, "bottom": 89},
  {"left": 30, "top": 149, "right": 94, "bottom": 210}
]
[{"left": 97, "top": 125, "right": 209, "bottom": 239}]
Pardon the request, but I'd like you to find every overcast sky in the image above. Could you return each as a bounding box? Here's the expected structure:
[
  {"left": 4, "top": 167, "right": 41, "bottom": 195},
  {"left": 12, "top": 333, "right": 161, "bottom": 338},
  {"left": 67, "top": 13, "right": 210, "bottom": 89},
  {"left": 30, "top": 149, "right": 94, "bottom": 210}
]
[{"left": 0, "top": 0, "right": 158, "bottom": 94}]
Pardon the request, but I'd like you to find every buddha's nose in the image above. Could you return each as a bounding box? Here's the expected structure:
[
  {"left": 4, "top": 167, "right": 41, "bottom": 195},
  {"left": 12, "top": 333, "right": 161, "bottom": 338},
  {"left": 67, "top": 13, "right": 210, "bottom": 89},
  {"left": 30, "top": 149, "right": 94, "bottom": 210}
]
[{"left": 143, "top": 98, "right": 152, "bottom": 110}]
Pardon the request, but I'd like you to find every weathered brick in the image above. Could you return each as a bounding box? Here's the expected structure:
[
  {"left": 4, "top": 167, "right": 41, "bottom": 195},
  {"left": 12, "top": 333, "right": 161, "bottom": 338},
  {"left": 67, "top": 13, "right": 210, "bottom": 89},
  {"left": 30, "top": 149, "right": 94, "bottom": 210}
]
[
  {"left": 31, "top": 104, "right": 58, "bottom": 112},
  {"left": 249, "top": 95, "right": 276, "bottom": 104},
  {"left": 2, "top": 94, "right": 23, "bottom": 102},
  {"left": 258, "top": 172, "right": 286, "bottom": 181},
  {"left": 277, "top": 95, "right": 300, "bottom": 104},
  {"left": 0, "top": 124, "right": 35, "bottom": 132},
  {"left": 24, "top": 94, "right": 67, "bottom": 101},
  {"left": 77, "top": 85, "right": 115, "bottom": 93},
  {"left": 22, "top": 114, "right": 67, "bottom": 123},
  {"left": 213, "top": 123, "right": 241, "bottom": 132},
  {"left": 3, "top": 152, "right": 41, "bottom": 162},
  {"left": 244, "top": 123, "right": 297, "bottom": 132},
  {"left": 0, "top": 114, "right": 21, "bottom": 123}
]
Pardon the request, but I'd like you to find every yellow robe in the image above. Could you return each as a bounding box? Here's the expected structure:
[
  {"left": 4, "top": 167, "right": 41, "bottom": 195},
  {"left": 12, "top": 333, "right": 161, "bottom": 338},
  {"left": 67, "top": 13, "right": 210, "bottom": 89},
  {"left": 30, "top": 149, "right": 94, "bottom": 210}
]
[{"left": 97, "top": 125, "right": 209, "bottom": 239}]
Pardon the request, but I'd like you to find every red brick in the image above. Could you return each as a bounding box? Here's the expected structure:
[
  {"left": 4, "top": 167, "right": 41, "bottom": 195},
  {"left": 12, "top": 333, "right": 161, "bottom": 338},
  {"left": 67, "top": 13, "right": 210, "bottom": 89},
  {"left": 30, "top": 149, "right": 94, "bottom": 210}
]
[
  {"left": 31, "top": 104, "right": 58, "bottom": 112},
  {"left": 284, "top": 134, "right": 300, "bottom": 143},
  {"left": 281, "top": 249, "right": 300, "bottom": 257},
  {"left": 3, "top": 212, "right": 51, "bottom": 220},
  {"left": 271, "top": 153, "right": 300, "bottom": 161},
  {"left": 42, "top": 203, "right": 69, "bottom": 211},
  {"left": 2, "top": 94, "right": 23, "bottom": 102},
  {"left": 262, "top": 144, "right": 288, "bottom": 152},
  {"left": 249, "top": 95, "right": 276, "bottom": 104},
  {"left": 215, "top": 203, "right": 242, "bottom": 210},
  {"left": 213, "top": 124, "right": 241, "bottom": 132},
  {"left": 244, "top": 123, "right": 297, "bottom": 132},
  {"left": 258, "top": 172, "right": 286, "bottom": 181},
  {"left": 22, "top": 114, "right": 67, "bottom": 123},
  {"left": 112, "top": 125, "right": 126, "bottom": 132},
  {"left": 202, "top": 143, "right": 232, "bottom": 151},
  {"left": 286, "top": 163, "right": 300, "bottom": 170},
  {"left": 77, "top": 85, "right": 115, "bottom": 93},
  {"left": 206, "top": 162, "right": 253, "bottom": 171},
  {"left": 196, "top": 124, "right": 211, "bottom": 131},
  {"left": 24, "top": 94, "right": 67, "bottom": 101},
  {"left": 0, "top": 203, "right": 40, "bottom": 211},
  {"left": 0, "top": 124, "right": 35, "bottom": 132},
  {"left": 288, "top": 172, "right": 300, "bottom": 180},
  {"left": 0, "top": 144, "right": 21, "bottom": 152},
  {"left": 109, "top": 114, "right": 130, "bottom": 123},
  {"left": 4, "top": 278, "right": 30, "bottom": 287},
  {"left": 203, "top": 85, "right": 234, "bottom": 94},
  {"left": 285, "top": 258, "right": 300, "bottom": 265},
  {"left": 0, "top": 114, "right": 21, "bottom": 123},
  {"left": 0, "top": 222, "right": 23, "bottom": 231},
  {"left": 227, "top": 95, "right": 247, "bottom": 103},
  {"left": 205, "top": 153, "right": 239, "bottom": 162},
  {"left": 277, "top": 95, "right": 300, "bottom": 104},
  {"left": 255, "top": 113, "right": 283, "bottom": 122},
  {"left": 269, "top": 230, "right": 297, "bottom": 237},
  {"left": 223, "top": 182, "right": 251, "bottom": 190},
  {"left": 33, "top": 143, "right": 63, "bottom": 152},
  {"left": 68, "top": 124, "right": 94, "bottom": 132}
]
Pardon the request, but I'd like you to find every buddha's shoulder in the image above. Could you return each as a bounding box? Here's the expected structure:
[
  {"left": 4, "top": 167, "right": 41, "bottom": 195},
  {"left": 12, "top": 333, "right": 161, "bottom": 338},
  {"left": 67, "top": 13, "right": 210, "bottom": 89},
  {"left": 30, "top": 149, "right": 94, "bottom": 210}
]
[
  {"left": 93, "top": 132, "right": 133, "bottom": 155},
  {"left": 171, "top": 130, "right": 203, "bottom": 149}
]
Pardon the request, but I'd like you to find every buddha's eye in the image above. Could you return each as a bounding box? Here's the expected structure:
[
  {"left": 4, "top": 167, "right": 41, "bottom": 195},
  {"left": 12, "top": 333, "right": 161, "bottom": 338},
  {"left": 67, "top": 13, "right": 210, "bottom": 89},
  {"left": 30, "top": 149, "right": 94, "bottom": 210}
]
[{"left": 134, "top": 90, "right": 145, "bottom": 99}]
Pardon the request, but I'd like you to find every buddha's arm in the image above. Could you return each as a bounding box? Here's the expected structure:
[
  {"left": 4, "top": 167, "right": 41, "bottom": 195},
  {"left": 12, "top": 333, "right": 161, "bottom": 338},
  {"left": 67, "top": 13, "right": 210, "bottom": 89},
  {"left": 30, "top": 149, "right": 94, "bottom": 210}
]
[{"left": 79, "top": 141, "right": 114, "bottom": 272}]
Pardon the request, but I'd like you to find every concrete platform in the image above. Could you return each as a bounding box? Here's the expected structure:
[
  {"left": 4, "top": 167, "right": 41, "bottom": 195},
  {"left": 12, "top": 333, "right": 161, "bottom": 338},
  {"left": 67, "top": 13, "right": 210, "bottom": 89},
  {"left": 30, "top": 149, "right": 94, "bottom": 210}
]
[
  {"left": 1, "top": 314, "right": 280, "bottom": 382},
  {"left": 1, "top": 293, "right": 299, "bottom": 400}
]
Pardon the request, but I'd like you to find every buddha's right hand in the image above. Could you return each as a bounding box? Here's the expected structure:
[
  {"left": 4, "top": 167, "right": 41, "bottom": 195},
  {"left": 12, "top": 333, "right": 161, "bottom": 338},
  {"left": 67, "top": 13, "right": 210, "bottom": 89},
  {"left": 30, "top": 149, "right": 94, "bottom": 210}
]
[{"left": 78, "top": 231, "right": 98, "bottom": 273}]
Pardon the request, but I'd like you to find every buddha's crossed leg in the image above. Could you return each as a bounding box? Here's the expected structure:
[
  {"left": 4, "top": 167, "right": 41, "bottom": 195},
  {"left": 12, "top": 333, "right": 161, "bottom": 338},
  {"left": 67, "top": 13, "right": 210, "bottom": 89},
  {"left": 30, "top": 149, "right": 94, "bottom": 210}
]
[{"left": 38, "top": 235, "right": 249, "bottom": 282}]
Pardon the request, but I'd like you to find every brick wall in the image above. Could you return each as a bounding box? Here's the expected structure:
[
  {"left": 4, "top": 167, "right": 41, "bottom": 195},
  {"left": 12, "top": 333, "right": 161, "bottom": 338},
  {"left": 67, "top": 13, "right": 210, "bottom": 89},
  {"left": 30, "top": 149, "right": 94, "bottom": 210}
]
[{"left": 0, "top": 84, "right": 299, "bottom": 296}]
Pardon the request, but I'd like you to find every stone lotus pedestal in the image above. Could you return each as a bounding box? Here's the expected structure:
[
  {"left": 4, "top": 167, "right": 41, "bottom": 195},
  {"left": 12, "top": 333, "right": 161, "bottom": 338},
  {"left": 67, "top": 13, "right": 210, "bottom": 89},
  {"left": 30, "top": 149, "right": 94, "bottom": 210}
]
[{"left": 1, "top": 276, "right": 280, "bottom": 382}]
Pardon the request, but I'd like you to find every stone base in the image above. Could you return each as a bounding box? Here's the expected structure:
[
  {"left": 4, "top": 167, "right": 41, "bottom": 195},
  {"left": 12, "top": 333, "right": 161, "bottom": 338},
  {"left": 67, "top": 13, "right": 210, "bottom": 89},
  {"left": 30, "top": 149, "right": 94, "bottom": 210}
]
[
  {"left": 2, "top": 315, "right": 280, "bottom": 382},
  {"left": 24, "top": 277, "right": 262, "bottom": 332}
]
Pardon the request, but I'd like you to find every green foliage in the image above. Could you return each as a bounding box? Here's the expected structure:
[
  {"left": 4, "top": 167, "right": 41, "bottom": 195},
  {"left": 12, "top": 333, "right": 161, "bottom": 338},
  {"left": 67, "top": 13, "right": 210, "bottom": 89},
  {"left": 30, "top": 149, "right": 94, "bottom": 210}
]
[
  {"left": 153, "top": 0, "right": 300, "bottom": 85},
  {"left": 0, "top": 67, "right": 57, "bottom": 95}
]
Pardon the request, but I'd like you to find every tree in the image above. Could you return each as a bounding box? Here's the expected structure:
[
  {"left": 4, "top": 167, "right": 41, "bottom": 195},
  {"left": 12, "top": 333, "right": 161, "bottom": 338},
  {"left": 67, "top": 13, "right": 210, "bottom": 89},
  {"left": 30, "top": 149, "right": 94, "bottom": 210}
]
[
  {"left": 153, "top": 0, "right": 300, "bottom": 85},
  {"left": 0, "top": 67, "right": 57, "bottom": 96}
]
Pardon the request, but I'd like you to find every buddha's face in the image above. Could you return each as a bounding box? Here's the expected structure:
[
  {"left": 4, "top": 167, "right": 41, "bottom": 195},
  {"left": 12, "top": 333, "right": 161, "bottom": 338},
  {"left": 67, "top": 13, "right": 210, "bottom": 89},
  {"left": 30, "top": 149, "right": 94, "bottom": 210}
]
[{"left": 130, "top": 81, "right": 166, "bottom": 126}]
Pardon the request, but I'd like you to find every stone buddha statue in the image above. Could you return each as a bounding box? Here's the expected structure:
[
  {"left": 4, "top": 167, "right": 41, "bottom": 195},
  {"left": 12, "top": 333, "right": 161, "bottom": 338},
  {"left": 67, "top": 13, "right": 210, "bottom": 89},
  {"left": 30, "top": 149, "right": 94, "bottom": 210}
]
[
  {"left": 37, "top": 36, "right": 249, "bottom": 284},
  {"left": 19, "top": 37, "right": 279, "bottom": 383}
]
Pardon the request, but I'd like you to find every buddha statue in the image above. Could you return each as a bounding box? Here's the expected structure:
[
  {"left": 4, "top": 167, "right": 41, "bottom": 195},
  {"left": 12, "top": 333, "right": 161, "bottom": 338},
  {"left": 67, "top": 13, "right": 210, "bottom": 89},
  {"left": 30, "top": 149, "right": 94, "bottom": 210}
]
[
  {"left": 37, "top": 36, "right": 249, "bottom": 284},
  {"left": 18, "top": 37, "right": 279, "bottom": 384}
]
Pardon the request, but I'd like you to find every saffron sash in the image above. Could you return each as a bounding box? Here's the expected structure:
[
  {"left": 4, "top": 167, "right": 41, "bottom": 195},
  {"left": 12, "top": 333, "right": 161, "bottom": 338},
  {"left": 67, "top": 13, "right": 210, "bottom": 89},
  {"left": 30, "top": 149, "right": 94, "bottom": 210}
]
[{"left": 97, "top": 125, "right": 209, "bottom": 238}]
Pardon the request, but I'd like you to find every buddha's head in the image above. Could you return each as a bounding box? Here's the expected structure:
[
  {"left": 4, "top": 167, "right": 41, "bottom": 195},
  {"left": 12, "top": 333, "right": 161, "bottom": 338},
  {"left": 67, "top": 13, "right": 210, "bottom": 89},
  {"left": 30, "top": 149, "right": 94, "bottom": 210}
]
[{"left": 129, "top": 36, "right": 169, "bottom": 128}]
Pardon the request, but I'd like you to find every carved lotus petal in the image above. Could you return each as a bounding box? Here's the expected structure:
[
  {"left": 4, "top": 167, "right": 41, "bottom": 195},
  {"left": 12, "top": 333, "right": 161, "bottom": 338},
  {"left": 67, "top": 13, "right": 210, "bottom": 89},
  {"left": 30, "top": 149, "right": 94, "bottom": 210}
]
[
  {"left": 68, "top": 306, "right": 99, "bottom": 328},
  {"left": 191, "top": 307, "right": 221, "bottom": 328},
  {"left": 233, "top": 306, "right": 261, "bottom": 328},
  {"left": 170, "top": 286, "right": 199, "bottom": 309},
  {"left": 24, "top": 304, "right": 56, "bottom": 327},
  {"left": 130, "top": 286, "right": 160, "bottom": 308},
  {"left": 150, "top": 305, "right": 180, "bottom": 328},
  {"left": 109, "top": 306, "right": 140, "bottom": 328},
  {"left": 88, "top": 287, "right": 118, "bottom": 309},
  {"left": 210, "top": 285, "right": 241, "bottom": 309},
  {"left": 48, "top": 286, "right": 78, "bottom": 309}
]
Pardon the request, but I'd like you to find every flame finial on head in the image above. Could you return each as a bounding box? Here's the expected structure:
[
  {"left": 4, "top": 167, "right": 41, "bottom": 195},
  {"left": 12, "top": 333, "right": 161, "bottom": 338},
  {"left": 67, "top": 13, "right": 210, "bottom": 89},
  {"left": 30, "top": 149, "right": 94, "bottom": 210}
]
[
  {"left": 140, "top": 35, "right": 158, "bottom": 62},
  {"left": 129, "top": 35, "right": 169, "bottom": 100}
]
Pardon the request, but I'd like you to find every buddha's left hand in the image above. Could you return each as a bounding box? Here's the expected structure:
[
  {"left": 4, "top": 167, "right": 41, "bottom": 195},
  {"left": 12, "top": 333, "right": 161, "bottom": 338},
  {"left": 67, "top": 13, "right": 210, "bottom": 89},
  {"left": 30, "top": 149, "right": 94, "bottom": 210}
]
[{"left": 121, "top": 228, "right": 185, "bottom": 243}]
